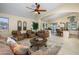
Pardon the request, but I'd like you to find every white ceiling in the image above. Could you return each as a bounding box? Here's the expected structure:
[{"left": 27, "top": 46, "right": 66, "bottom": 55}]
[
  {"left": 0, "top": 3, "right": 79, "bottom": 21},
  {"left": 0, "top": 3, "right": 61, "bottom": 19}
]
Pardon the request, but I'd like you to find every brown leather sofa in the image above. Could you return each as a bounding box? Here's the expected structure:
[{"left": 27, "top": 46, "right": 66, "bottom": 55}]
[
  {"left": 36, "top": 30, "right": 49, "bottom": 38},
  {"left": 11, "top": 30, "right": 49, "bottom": 40},
  {"left": 11, "top": 30, "right": 36, "bottom": 40},
  {"left": 11, "top": 30, "right": 24, "bottom": 40},
  {"left": 26, "top": 30, "right": 36, "bottom": 38}
]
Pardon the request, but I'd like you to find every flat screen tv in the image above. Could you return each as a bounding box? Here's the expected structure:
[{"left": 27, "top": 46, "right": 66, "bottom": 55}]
[{"left": 0, "top": 17, "right": 8, "bottom": 30}]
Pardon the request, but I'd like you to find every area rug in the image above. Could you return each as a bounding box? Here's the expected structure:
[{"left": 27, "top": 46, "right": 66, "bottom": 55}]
[
  {"left": 31, "top": 46, "right": 61, "bottom": 55},
  {"left": 18, "top": 39, "right": 61, "bottom": 55}
]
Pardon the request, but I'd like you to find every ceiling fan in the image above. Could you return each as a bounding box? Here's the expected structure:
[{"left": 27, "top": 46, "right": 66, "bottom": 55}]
[{"left": 26, "top": 3, "right": 47, "bottom": 14}]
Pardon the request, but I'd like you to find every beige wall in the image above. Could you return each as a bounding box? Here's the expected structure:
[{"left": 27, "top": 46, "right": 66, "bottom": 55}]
[{"left": 0, "top": 13, "right": 35, "bottom": 36}]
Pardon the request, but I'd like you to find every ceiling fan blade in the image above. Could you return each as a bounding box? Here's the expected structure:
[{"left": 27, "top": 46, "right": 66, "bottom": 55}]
[
  {"left": 35, "top": 3, "right": 40, "bottom": 9},
  {"left": 35, "top": 3, "right": 38, "bottom": 5},
  {"left": 38, "top": 10, "right": 47, "bottom": 11},
  {"left": 32, "top": 11, "right": 35, "bottom": 12},
  {"left": 37, "top": 4, "right": 40, "bottom": 9},
  {"left": 26, "top": 7, "right": 34, "bottom": 10}
]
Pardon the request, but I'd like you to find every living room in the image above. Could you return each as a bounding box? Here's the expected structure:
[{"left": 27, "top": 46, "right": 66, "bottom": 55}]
[{"left": 0, "top": 3, "right": 79, "bottom": 55}]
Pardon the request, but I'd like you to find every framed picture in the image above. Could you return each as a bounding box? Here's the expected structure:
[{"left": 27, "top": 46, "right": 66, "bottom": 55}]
[
  {"left": 23, "top": 21, "right": 27, "bottom": 30},
  {"left": 17, "top": 21, "right": 22, "bottom": 31}
]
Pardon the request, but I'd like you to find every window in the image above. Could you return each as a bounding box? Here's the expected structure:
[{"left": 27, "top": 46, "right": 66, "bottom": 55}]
[
  {"left": 43, "top": 23, "right": 45, "bottom": 29},
  {"left": 51, "top": 23, "right": 57, "bottom": 32},
  {"left": 67, "top": 16, "right": 77, "bottom": 30},
  {"left": 17, "top": 21, "right": 22, "bottom": 31},
  {"left": 46, "top": 23, "right": 48, "bottom": 28},
  {"left": 68, "top": 22, "right": 77, "bottom": 30},
  {"left": 0, "top": 17, "right": 9, "bottom": 30},
  {"left": 23, "top": 21, "right": 27, "bottom": 30}
]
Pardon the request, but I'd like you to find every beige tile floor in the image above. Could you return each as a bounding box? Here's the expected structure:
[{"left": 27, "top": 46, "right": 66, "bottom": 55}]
[
  {"left": 18, "top": 34, "right": 62, "bottom": 55},
  {"left": 47, "top": 33, "right": 79, "bottom": 55},
  {"left": 0, "top": 33, "right": 79, "bottom": 55},
  {"left": 58, "top": 37, "right": 79, "bottom": 55},
  {"left": 18, "top": 34, "right": 79, "bottom": 55}
]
